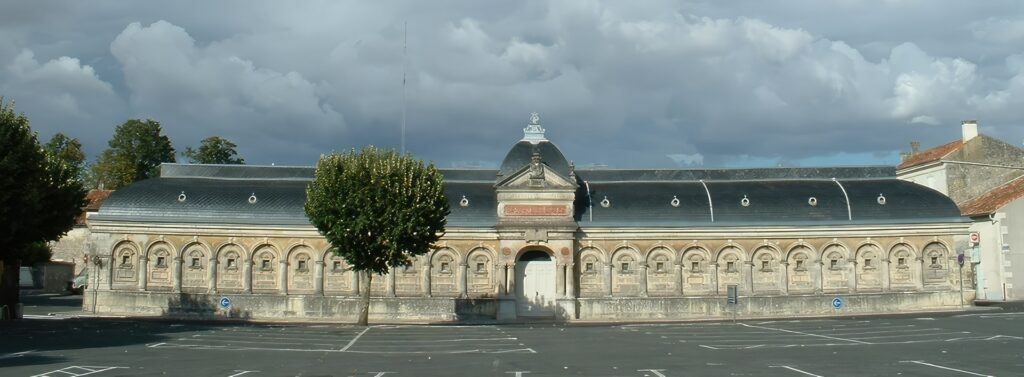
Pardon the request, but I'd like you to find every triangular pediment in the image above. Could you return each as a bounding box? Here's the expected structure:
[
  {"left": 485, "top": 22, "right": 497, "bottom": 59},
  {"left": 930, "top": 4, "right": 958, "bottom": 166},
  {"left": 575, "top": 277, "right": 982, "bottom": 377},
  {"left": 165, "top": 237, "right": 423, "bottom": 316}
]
[{"left": 496, "top": 163, "right": 577, "bottom": 190}]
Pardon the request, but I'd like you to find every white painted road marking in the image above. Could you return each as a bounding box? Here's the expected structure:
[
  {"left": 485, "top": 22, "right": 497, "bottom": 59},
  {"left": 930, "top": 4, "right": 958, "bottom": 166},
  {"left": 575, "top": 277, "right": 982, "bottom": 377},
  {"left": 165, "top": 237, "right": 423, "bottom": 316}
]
[
  {"left": 30, "top": 365, "right": 128, "bottom": 377},
  {"left": 637, "top": 369, "right": 667, "bottom": 377},
  {"left": 339, "top": 326, "right": 371, "bottom": 351},
  {"left": 740, "top": 323, "right": 871, "bottom": 344},
  {"left": 769, "top": 365, "right": 823, "bottom": 377},
  {"left": 505, "top": 372, "right": 530, "bottom": 376},
  {"left": 368, "top": 373, "right": 394, "bottom": 376},
  {"left": 0, "top": 350, "right": 34, "bottom": 359},
  {"left": 900, "top": 360, "right": 994, "bottom": 376},
  {"left": 227, "top": 370, "right": 259, "bottom": 377}
]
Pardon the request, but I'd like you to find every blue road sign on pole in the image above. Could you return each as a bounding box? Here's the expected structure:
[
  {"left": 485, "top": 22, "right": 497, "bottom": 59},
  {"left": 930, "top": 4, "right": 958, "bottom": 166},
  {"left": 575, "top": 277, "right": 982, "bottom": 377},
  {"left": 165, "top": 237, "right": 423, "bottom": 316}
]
[
  {"left": 219, "top": 296, "right": 231, "bottom": 310},
  {"left": 832, "top": 297, "right": 843, "bottom": 309}
]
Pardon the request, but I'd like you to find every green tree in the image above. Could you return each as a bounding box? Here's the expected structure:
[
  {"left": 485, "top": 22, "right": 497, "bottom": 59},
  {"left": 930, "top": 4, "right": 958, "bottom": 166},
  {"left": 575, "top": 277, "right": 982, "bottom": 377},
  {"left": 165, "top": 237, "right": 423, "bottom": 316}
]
[
  {"left": 305, "top": 146, "right": 449, "bottom": 325},
  {"left": 90, "top": 119, "right": 175, "bottom": 189},
  {"left": 0, "top": 98, "right": 87, "bottom": 320},
  {"left": 44, "top": 133, "right": 86, "bottom": 171},
  {"left": 182, "top": 136, "right": 245, "bottom": 164}
]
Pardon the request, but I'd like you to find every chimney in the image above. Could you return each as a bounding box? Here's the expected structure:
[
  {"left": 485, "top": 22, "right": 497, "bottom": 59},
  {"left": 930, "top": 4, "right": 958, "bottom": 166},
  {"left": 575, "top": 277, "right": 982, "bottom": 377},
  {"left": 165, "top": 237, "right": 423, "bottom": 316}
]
[
  {"left": 910, "top": 141, "right": 920, "bottom": 155},
  {"left": 962, "top": 120, "right": 978, "bottom": 142}
]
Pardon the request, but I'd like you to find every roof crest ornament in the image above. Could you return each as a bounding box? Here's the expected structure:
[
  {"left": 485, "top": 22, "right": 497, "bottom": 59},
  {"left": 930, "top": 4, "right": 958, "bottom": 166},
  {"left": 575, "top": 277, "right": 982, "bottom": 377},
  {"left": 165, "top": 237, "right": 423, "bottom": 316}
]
[{"left": 522, "top": 112, "right": 547, "bottom": 144}]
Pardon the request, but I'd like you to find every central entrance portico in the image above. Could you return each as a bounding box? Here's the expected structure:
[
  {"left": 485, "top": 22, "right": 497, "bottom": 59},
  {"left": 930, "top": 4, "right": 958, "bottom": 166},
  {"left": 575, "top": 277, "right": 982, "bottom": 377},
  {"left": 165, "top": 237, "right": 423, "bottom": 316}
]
[{"left": 495, "top": 113, "right": 580, "bottom": 321}]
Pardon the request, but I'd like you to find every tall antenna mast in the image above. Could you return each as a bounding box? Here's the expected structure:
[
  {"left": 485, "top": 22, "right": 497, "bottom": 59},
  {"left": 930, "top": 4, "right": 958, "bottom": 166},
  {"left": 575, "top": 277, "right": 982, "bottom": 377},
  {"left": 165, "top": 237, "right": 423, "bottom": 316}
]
[{"left": 400, "top": 21, "right": 408, "bottom": 155}]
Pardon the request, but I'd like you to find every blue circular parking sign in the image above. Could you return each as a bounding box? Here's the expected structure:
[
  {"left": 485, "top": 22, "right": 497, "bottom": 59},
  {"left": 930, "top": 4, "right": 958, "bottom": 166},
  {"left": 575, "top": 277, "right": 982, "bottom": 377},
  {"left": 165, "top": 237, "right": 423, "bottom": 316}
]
[
  {"left": 219, "top": 296, "right": 231, "bottom": 310},
  {"left": 832, "top": 297, "right": 843, "bottom": 309}
]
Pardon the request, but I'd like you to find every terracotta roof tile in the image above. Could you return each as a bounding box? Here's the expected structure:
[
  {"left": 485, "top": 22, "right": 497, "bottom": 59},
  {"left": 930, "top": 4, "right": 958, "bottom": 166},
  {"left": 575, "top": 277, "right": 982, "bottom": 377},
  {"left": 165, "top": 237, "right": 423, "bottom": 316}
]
[
  {"left": 76, "top": 189, "right": 113, "bottom": 225},
  {"left": 959, "top": 176, "right": 1024, "bottom": 216},
  {"left": 897, "top": 139, "right": 963, "bottom": 170}
]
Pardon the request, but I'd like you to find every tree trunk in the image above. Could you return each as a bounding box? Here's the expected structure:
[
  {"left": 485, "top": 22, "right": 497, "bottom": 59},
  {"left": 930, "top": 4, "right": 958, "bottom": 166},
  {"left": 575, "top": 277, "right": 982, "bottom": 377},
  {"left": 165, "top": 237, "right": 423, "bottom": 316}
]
[
  {"left": 358, "top": 271, "right": 372, "bottom": 326},
  {"left": 0, "top": 259, "right": 21, "bottom": 320}
]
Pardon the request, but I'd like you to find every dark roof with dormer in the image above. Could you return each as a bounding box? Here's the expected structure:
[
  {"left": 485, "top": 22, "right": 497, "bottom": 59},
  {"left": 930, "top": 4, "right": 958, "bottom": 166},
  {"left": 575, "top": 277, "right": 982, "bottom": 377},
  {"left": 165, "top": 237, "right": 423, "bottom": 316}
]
[{"left": 92, "top": 159, "right": 966, "bottom": 228}]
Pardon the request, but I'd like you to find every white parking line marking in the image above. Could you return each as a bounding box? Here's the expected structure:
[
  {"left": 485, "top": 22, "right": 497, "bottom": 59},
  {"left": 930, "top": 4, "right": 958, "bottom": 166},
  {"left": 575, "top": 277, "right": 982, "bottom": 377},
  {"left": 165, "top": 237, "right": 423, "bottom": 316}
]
[
  {"left": 0, "top": 350, "right": 34, "bottom": 359},
  {"left": 900, "top": 360, "right": 993, "bottom": 376},
  {"left": 505, "top": 372, "right": 530, "bottom": 377},
  {"left": 769, "top": 365, "right": 823, "bottom": 377},
  {"left": 227, "top": 370, "right": 259, "bottom": 377},
  {"left": 30, "top": 365, "right": 128, "bottom": 377},
  {"left": 637, "top": 369, "right": 667, "bottom": 377},
  {"left": 740, "top": 323, "right": 870, "bottom": 344},
  {"left": 340, "top": 327, "right": 371, "bottom": 351}
]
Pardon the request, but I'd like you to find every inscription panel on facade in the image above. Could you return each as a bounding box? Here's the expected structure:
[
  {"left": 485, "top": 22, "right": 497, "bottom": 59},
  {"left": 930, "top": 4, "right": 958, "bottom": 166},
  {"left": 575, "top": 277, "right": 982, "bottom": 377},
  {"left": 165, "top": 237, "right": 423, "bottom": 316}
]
[{"left": 502, "top": 205, "right": 569, "bottom": 216}]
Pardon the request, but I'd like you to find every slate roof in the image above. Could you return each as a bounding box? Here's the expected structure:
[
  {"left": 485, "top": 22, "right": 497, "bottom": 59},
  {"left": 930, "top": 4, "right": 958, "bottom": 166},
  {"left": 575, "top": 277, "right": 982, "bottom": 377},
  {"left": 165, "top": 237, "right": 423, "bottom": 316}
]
[
  {"left": 498, "top": 140, "right": 571, "bottom": 179},
  {"left": 959, "top": 175, "right": 1024, "bottom": 217},
  {"left": 897, "top": 140, "right": 963, "bottom": 170},
  {"left": 93, "top": 161, "right": 966, "bottom": 228}
]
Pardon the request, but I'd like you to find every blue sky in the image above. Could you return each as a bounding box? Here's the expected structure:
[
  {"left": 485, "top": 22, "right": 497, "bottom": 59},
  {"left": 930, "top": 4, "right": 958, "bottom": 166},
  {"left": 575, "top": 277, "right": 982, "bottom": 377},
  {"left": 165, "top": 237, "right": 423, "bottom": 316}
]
[{"left": 2, "top": 0, "right": 1023, "bottom": 168}]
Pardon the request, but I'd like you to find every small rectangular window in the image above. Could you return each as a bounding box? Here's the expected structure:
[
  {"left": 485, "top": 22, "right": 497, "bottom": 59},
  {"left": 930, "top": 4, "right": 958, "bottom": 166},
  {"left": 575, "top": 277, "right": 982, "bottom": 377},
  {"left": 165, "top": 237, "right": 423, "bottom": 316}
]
[
  {"left": 441, "top": 262, "right": 450, "bottom": 273},
  {"left": 157, "top": 256, "right": 166, "bottom": 267},
  {"left": 830, "top": 259, "right": 838, "bottom": 269},
  {"left": 898, "top": 257, "right": 906, "bottom": 266},
  {"left": 262, "top": 259, "right": 271, "bottom": 270},
  {"left": 122, "top": 255, "right": 130, "bottom": 265},
  {"left": 656, "top": 262, "right": 665, "bottom": 272},
  {"left": 795, "top": 260, "right": 804, "bottom": 269},
  {"left": 585, "top": 262, "right": 594, "bottom": 272},
  {"left": 726, "top": 261, "right": 735, "bottom": 272},
  {"left": 477, "top": 262, "right": 486, "bottom": 273},
  {"left": 333, "top": 261, "right": 342, "bottom": 271},
  {"left": 227, "top": 258, "right": 236, "bottom": 268},
  {"left": 298, "top": 260, "right": 307, "bottom": 271},
  {"left": 761, "top": 261, "right": 769, "bottom": 270},
  {"left": 191, "top": 258, "right": 200, "bottom": 268},
  {"left": 931, "top": 257, "right": 938, "bottom": 265},
  {"left": 864, "top": 259, "right": 872, "bottom": 268},
  {"left": 621, "top": 262, "right": 629, "bottom": 272},
  {"left": 691, "top": 261, "right": 699, "bottom": 272}
]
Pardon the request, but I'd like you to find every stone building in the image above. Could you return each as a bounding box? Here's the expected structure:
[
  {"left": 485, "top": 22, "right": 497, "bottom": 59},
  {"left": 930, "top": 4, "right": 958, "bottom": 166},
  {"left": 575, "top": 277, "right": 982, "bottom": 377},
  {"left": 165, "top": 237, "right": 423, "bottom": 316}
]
[
  {"left": 898, "top": 120, "right": 1024, "bottom": 301},
  {"left": 51, "top": 189, "right": 113, "bottom": 274},
  {"left": 85, "top": 114, "right": 970, "bottom": 322}
]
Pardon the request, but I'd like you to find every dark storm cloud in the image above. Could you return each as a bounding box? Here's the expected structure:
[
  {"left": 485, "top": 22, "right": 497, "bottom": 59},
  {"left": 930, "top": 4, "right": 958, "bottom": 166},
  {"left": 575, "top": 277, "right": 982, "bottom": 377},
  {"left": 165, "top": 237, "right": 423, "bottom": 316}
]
[{"left": 2, "top": 0, "right": 1023, "bottom": 168}]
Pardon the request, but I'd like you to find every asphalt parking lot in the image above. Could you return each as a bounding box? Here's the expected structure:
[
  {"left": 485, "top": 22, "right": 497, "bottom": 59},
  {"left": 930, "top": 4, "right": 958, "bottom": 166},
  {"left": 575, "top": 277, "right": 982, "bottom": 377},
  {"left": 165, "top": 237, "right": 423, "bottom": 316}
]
[{"left": 2, "top": 296, "right": 1023, "bottom": 376}]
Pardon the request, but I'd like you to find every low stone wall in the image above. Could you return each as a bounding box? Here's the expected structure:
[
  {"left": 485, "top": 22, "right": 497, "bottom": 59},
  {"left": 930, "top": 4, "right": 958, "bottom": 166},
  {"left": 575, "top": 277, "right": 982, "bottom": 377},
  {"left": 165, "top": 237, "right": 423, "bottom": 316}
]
[
  {"left": 85, "top": 290, "right": 967, "bottom": 322},
  {"left": 577, "top": 291, "right": 966, "bottom": 320},
  {"left": 86, "top": 291, "right": 497, "bottom": 322}
]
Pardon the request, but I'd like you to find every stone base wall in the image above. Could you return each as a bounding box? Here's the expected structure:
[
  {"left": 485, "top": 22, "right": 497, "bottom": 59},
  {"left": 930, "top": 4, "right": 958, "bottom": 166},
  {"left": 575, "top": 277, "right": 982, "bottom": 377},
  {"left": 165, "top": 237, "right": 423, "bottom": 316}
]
[
  {"left": 85, "top": 291, "right": 497, "bottom": 322},
  {"left": 577, "top": 291, "right": 966, "bottom": 320},
  {"left": 84, "top": 289, "right": 968, "bottom": 322}
]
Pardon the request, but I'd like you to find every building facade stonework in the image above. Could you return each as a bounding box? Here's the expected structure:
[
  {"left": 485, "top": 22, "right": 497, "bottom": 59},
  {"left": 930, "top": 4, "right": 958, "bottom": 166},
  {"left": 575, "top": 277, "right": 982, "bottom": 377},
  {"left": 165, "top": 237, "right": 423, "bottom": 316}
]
[{"left": 85, "top": 116, "right": 972, "bottom": 322}]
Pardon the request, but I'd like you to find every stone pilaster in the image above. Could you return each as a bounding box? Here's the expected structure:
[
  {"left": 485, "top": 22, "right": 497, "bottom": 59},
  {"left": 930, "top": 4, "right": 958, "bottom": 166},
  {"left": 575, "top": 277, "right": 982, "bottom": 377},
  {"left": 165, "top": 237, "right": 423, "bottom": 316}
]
[
  {"left": 458, "top": 263, "right": 468, "bottom": 298},
  {"left": 279, "top": 260, "right": 289, "bottom": 295},
  {"left": 604, "top": 263, "right": 613, "bottom": 297},
  {"left": 313, "top": 260, "right": 324, "bottom": 296},
  {"left": 639, "top": 264, "right": 649, "bottom": 297},
  {"left": 138, "top": 256, "right": 148, "bottom": 291},
  {"left": 172, "top": 257, "right": 183, "bottom": 293},
  {"left": 243, "top": 260, "right": 253, "bottom": 293},
  {"left": 208, "top": 257, "right": 218, "bottom": 294}
]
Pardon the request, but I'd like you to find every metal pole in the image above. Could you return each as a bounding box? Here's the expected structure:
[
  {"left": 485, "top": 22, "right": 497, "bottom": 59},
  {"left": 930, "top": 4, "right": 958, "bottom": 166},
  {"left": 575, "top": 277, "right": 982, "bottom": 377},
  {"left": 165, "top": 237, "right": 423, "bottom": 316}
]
[{"left": 959, "top": 262, "right": 964, "bottom": 310}]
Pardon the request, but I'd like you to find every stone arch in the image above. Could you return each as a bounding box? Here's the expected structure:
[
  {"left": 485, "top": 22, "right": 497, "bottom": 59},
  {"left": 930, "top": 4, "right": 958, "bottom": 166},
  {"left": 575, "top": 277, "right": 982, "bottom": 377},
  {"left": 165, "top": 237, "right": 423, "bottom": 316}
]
[
  {"left": 216, "top": 243, "right": 246, "bottom": 291},
  {"left": 922, "top": 242, "right": 950, "bottom": 286},
  {"left": 888, "top": 243, "right": 918, "bottom": 290},
  {"left": 287, "top": 245, "right": 316, "bottom": 293},
  {"left": 250, "top": 243, "right": 281, "bottom": 292},
  {"left": 466, "top": 247, "right": 496, "bottom": 296},
  {"left": 110, "top": 240, "right": 140, "bottom": 286},
  {"left": 716, "top": 245, "right": 745, "bottom": 294},
  {"left": 145, "top": 241, "right": 175, "bottom": 290},
  {"left": 611, "top": 247, "right": 642, "bottom": 296},
  {"left": 578, "top": 247, "right": 606, "bottom": 297},
  {"left": 323, "top": 249, "right": 354, "bottom": 294},
  {"left": 786, "top": 244, "right": 815, "bottom": 293},
  {"left": 854, "top": 243, "right": 883, "bottom": 291},
  {"left": 751, "top": 245, "right": 782, "bottom": 294},
  {"left": 820, "top": 243, "right": 850, "bottom": 292},
  {"left": 430, "top": 248, "right": 460, "bottom": 296},
  {"left": 681, "top": 246, "right": 712, "bottom": 295},
  {"left": 180, "top": 242, "right": 210, "bottom": 292},
  {"left": 646, "top": 247, "right": 676, "bottom": 296}
]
